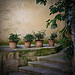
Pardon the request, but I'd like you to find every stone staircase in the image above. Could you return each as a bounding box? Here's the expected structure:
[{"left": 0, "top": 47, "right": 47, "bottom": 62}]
[{"left": 9, "top": 50, "right": 73, "bottom": 75}]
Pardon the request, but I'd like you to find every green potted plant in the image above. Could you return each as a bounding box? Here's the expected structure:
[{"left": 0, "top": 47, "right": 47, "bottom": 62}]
[
  {"left": 23, "top": 34, "right": 34, "bottom": 48},
  {"left": 48, "top": 33, "right": 57, "bottom": 46},
  {"left": 9, "top": 33, "right": 20, "bottom": 49},
  {"left": 33, "top": 31, "right": 46, "bottom": 47}
]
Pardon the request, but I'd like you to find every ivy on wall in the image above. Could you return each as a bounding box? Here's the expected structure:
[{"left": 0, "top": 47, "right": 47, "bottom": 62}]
[{"left": 36, "top": 0, "right": 75, "bottom": 59}]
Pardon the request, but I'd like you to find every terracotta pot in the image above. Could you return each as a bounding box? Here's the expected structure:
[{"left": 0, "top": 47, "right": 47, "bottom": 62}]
[
  {"left": 9, "top": 41, "right": 17, "bottom": 49},
  {"left": 24, "top": 41, "right": 31, "bottom": 48},
  {"left": 36, "top": 40, "right": 43, "bottom": 47},
  {"left": 48, "top": 40, "right": 54, "bottom": 46}
]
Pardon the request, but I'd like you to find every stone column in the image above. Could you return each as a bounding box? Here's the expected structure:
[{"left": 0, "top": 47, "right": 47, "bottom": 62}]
[
  {"left": 72, "top": 18, "right": 75, "bottom": 75},
  {"left": 72, "top": 0, "right": 75, "bottom": 75}
]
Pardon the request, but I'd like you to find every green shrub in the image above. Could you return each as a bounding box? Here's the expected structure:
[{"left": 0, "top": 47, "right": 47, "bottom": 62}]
[
  {"left": 49, "top": 33, "right": 57, "bottom": 40},
  {"left": 33, "top": 31, "right": 46, "bottom": 40},
  {"left": 23, "top": 34, "right": 34, "bottom": 42},
  {"left": 9, "top": 33, "right": 20, "bottom": 43}
]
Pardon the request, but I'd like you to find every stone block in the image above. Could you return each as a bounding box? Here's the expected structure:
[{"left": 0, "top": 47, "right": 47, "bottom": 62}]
[
  {"left": 27, "top": 56, "right": 37, "bottom": 61},
  {"left": 7, "top": 52, "right": 14, "bottom": 60},
  {"left": 18, "top": 59, "right": 24, "bottom": 66},
  {"left": 15, "top": 52, "right": 19, "bottom": 59},
  {"left": 25, "top": 51, "right": 36, "bottom": 57},
  {"left": 6, "top": 59, "right": 19, "bottom": 72}
]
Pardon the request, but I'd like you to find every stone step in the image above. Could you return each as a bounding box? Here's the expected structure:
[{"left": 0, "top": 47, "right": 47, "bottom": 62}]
[
  {"left": 19, "top": 66, "right": 72, "bottom": 75},
  {"left": 28, "top": 61, "right": 72, "bottom": 73},
  {"left": 9, "top": 72, "right": 32, "bottom": 75},
  {"left": 37, "top": 53, "right": 72, "bottom": 67}
]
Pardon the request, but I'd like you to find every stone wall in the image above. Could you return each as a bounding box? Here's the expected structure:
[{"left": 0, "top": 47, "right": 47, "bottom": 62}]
[
  {"left": 0, "top": 45, "right": 61, "bottom": 74},
  {"left": 0, "top": 0, "right": 65, "bottom": 43}
]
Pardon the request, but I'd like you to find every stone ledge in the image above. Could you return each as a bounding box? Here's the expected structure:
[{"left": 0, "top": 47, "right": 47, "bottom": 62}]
[{"left": 0, "top": 44, "right": 60, "bottom": 52}]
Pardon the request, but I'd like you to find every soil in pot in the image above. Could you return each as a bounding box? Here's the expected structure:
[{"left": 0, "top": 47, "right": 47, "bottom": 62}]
[
  {"left": 9, "top": 41, "right": 17, "bottom": 49},
  {"left": 36, "top": 40, "right": 43, "bottom": 47},
  {"left": 48, "top": 40, "right": 54, "bottom": 46},
  {"left": 24, "top": 41, "right": 31, "bottom": 48}
]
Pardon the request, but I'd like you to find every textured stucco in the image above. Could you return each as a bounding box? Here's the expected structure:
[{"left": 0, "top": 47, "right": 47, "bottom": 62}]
[{"left": 0, "top": 0, "right": 65, "bottom": 43}]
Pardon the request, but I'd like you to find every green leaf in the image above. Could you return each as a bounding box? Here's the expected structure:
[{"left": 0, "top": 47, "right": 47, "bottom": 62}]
[
  {"left": 49, "top": 5, "right": 53, "bottom": 9},
  {"left": 51, "top": 25, "right": 56, "bottom": 29},
  {"left": 46, "top": 19, "right": 50, "bottom": 22},
  {"left": 51, "top": 24, "right": 57, "bottom": 29},
  {"left": 55, "top": 3, "right": 58, "bottom": 6},
  {"left": 46, "top": 19, "right": 57, "bottom": 29},
  {"left": 59, "top": 26, "right": 66, "bottom": 33},
  {"left": 50, "top": 7, "right": 58, "bottom": 14},
  {"left": 59, "top": 8, "right": 64, "bottom": 12},
  {"left": 44, "top": 0, "right": 47, "bottom": 6},
  {"left": 36, "top": 0, "right": 47, "bottom": 6},
  {"left": 55, "top": 14, "right": 62, "bottom": 21},
  {"left": 46, "top": 19, "right": 53, "bottom": 28},
  {"left": 62, "top": 15, "right": 66, "bottom": 21},
  {"left": 52, "top": 19, "right": 56, "bottom": 24},
  {"left": 40, "top": 1, "right": 44, "bottom": 5},
  {"left": 36, "top": 0, "right": 41, "bottom": 4},
  {"left": 46, "top": 22, "right": 50, "bottom": 28},
  {"left": 49, "top": 13, "right": 52, "bottom": 15}
]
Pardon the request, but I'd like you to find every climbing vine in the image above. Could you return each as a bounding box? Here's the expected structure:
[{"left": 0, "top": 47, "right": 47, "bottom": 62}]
[{"left": 36, "top": 0, "right": 75, "bottom": 59}]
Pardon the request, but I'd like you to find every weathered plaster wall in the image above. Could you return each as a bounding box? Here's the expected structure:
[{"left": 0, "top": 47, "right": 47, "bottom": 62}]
[{"left": 0, "top": 0, "right": 65, "bottom": 43}]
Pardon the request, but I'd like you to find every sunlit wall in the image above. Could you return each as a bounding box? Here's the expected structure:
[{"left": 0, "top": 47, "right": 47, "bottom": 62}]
[{"left": 0, "top": 0, "right": 65, "bottom": 43}]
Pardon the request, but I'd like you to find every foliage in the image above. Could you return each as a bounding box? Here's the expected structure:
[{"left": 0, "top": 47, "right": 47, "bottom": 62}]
[
  {"left": 9, "top": 33, "right": 20, "bottom": 43},
  {"left": 58, "top": 25, "right": 73, "bottom": 59},
  {"left": 36, "top": 0, "right": 74, "bottom": 29},
  {"left": 49, "top": 33, "right": 57, "bottom": 40},
  {"left": 36, "top": 0, "right": 74, "bottom": 59},
  {"left": 58, "top": 26, "right": 72, "bottom": 47},
  {"left": 33, "top": 31, "right": 46, "bottom": 40},
  {"left": 46, "top": 0, "right": 73, "bottom": 29},
  {"left": 63, "top": 46, "right": 73, "bottom": 59},
  {"left": 23, "top": 34, "right": 34, "bottom": 42},
  {"left": 36, "top": 0, "right": 47, "bottom": 6}
]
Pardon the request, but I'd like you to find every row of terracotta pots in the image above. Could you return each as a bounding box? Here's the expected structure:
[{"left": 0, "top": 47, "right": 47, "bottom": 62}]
[
  {"left": 9, "top": 32, "right": 56, "bottom": 49},
  {"left": 9, "top": 40, "right": 54, "bottom": 49}
]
